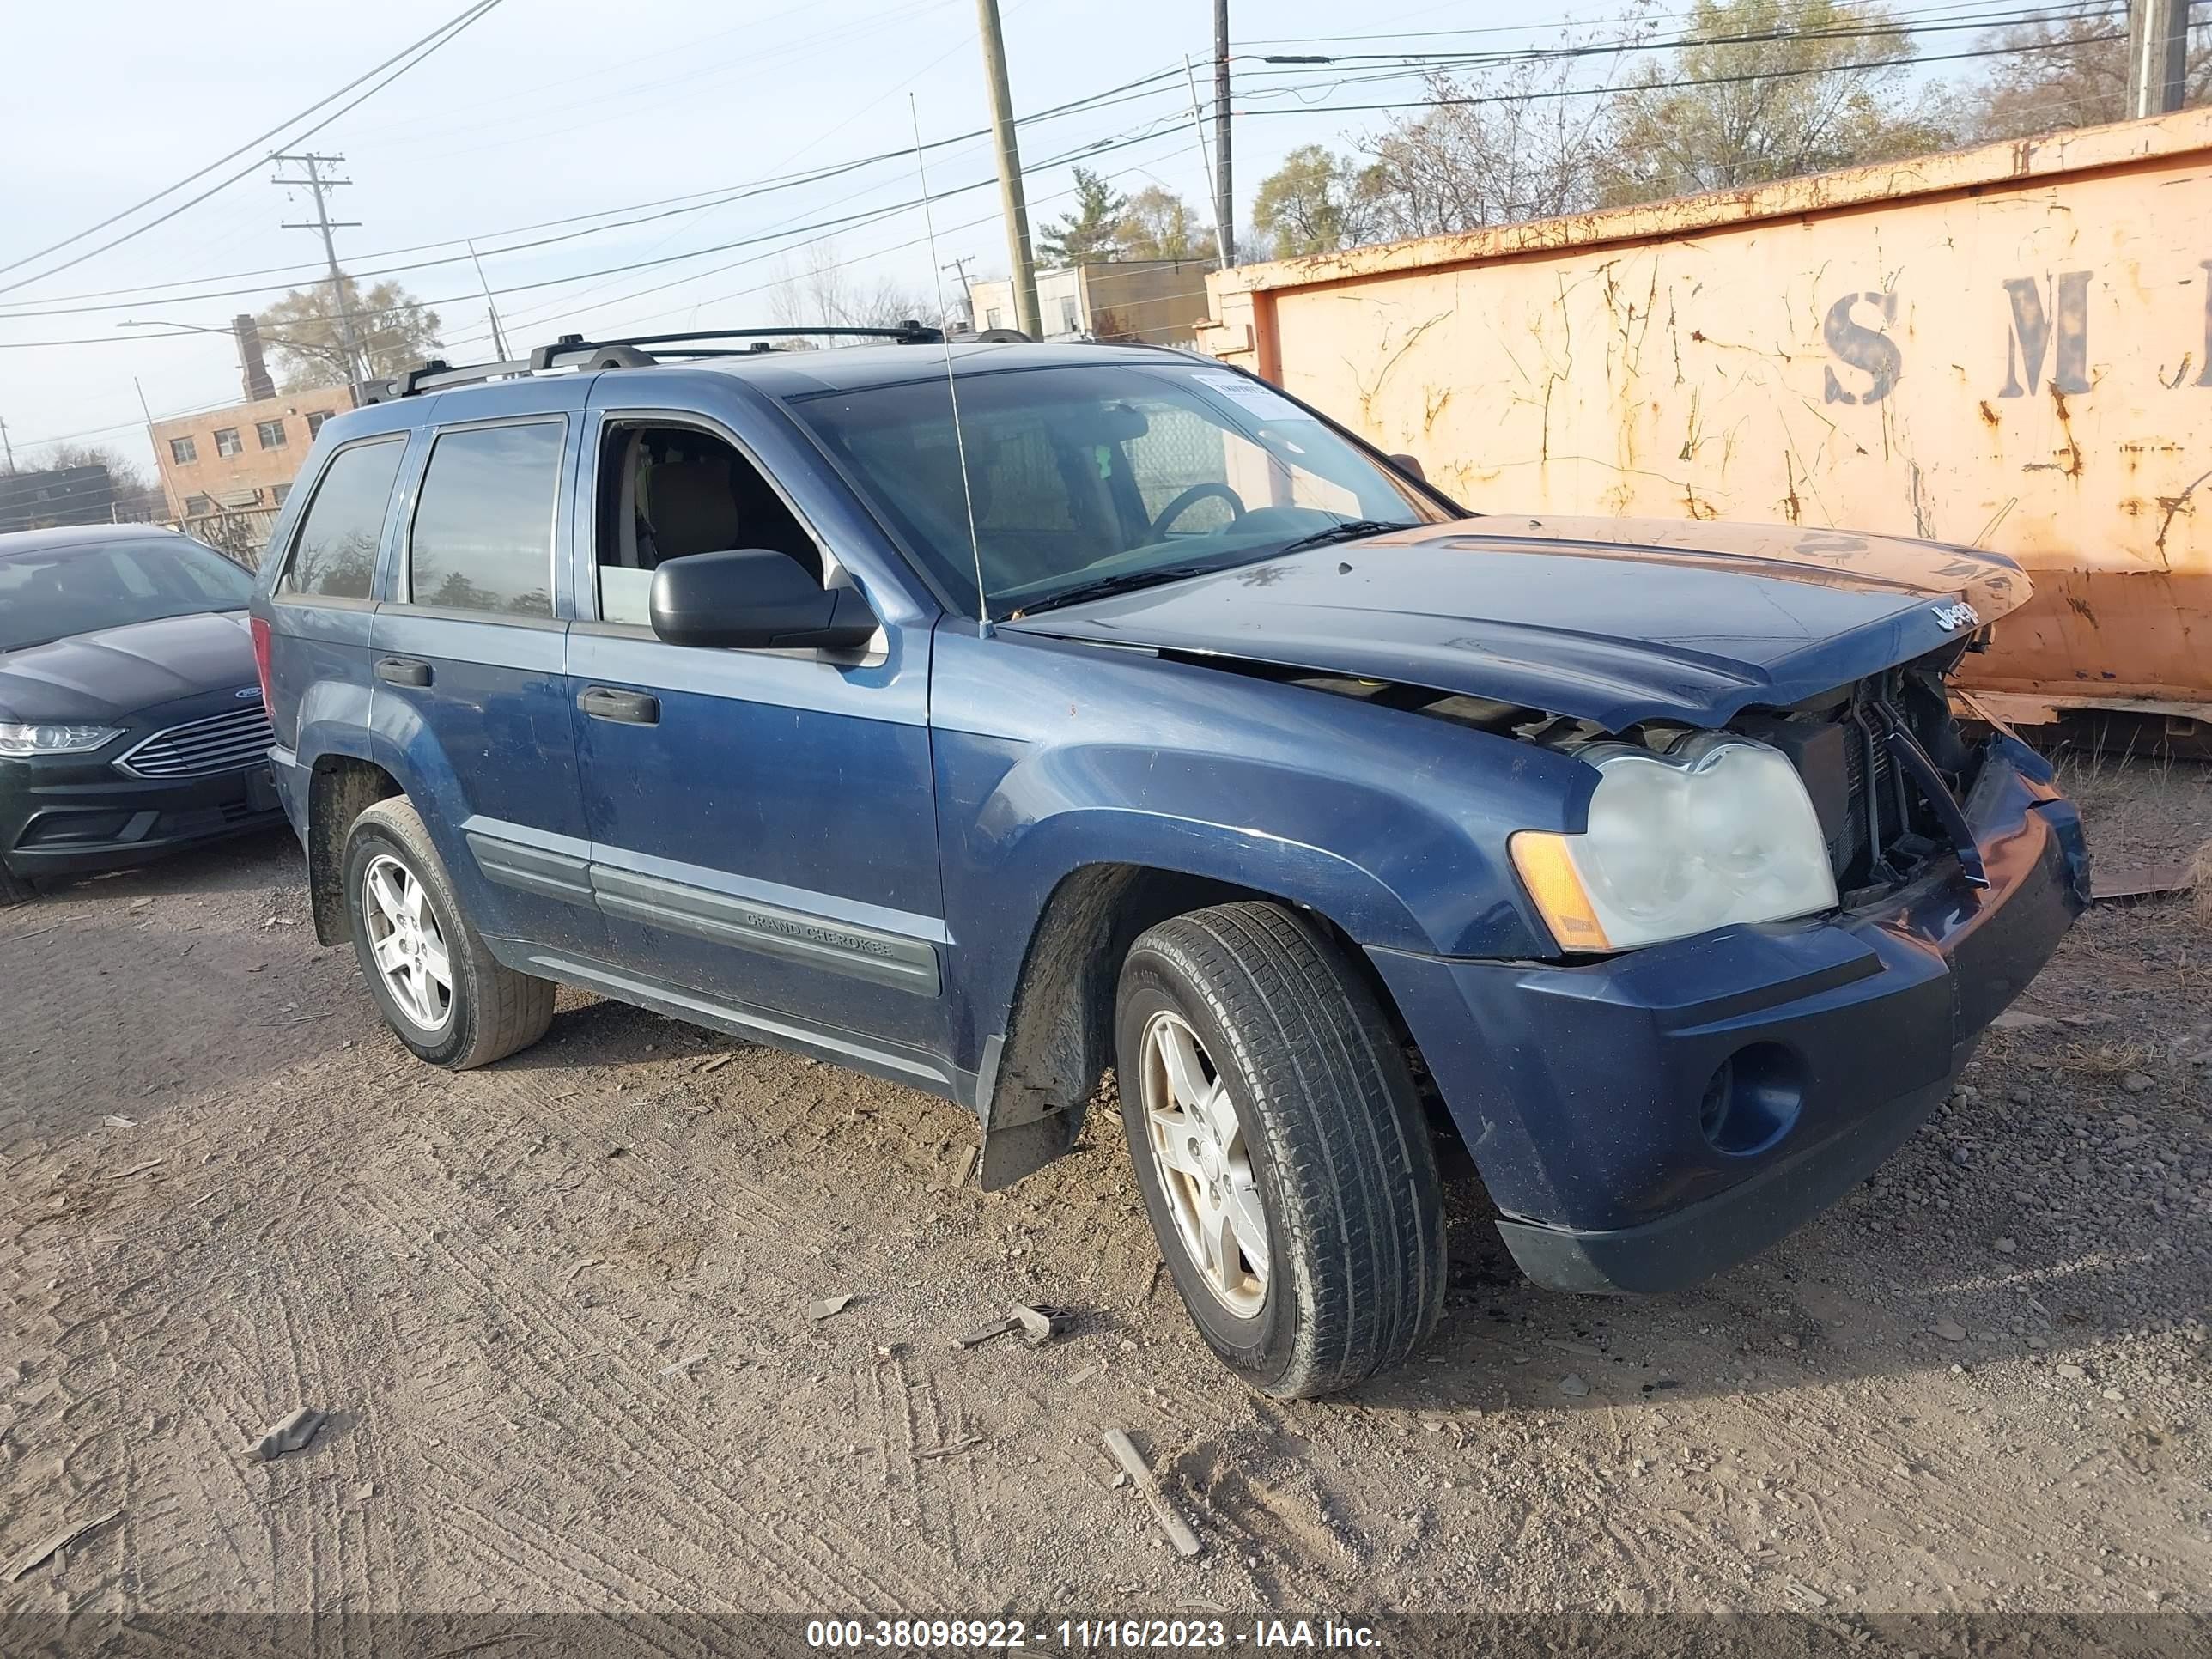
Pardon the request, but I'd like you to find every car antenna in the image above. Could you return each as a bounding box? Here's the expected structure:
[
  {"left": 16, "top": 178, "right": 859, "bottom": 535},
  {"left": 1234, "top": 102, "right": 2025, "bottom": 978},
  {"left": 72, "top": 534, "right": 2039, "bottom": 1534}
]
[{"left": 909, "top": 94, "right": 991, "bottom": 635}]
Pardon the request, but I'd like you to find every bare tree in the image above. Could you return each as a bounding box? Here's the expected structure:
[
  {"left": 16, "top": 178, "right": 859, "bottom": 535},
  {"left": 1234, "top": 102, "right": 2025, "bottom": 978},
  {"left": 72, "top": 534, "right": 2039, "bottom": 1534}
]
[
  {"left": 1596, "top": 0, "right": 1952, "bottom": 206},
  {"left": 37, "top": 442, "right": 167, "bottom": 521},
  {"left": 1966, "top": 2, "right": 2212, "bottom": 140},
  {"left": 257, "top": 276, "right": 443, "bottom": 392},
  {"left": 1354, "top": 23, "right": 1642, "bottom": 240},
  {"left": 767, "top": 241, "right": 937, "bottom": 340}
]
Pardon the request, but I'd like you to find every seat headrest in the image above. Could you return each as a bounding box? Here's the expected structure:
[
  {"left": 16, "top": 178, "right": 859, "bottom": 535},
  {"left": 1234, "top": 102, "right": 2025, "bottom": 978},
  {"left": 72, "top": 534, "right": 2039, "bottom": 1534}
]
[{"left": 647, "top": 459, "right": 742, "bottom": 560}]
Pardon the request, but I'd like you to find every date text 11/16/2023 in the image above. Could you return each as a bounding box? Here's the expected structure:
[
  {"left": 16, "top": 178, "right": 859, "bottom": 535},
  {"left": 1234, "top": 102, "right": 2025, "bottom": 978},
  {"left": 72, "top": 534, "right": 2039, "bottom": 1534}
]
[{"left": 804, "top": 1618, "right": 1383, "bottom": 1650}]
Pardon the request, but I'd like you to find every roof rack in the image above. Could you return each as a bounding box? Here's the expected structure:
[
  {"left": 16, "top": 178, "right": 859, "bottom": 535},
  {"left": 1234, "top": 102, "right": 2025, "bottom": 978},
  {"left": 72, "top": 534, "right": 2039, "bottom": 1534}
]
[
  {"left": 361, "top": 321, "right": 947, "bottom": 403},
  {"left": 360, "top": 356, "right": 530, "bottom": 403}
]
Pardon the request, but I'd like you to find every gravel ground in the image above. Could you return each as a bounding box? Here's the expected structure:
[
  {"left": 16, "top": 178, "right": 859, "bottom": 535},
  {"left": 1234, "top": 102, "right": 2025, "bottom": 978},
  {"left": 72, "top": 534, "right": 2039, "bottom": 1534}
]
[{"left": 1, "top": 753, "right": 2206, "bottom": 1620}]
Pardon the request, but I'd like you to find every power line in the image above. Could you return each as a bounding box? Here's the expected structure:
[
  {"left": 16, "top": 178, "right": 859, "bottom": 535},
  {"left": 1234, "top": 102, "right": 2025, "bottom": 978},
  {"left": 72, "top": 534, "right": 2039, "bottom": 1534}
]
[
  {"left": 0, "top": 0, "right": 2167, "bottom": 319},
  {"left": 2, "top": 119, "right": 1194, "bottom": 358},
  {"left": 0, "top": 67, "right": 1195, "bottom": 320},
  {"left": 1232, "top": 30, "right": 2152, "bottom": 117},
  {"left": 1242, "top": 0, "right": 2054, "bottom": 47},
  {"left": 1243, "top": 8, "right": 2078, "bottom": 70},
  {"left": 0, "top": 0, "right": 510, "bottom": 299},
  {"left": 0, "top": 0, "right": 2055, "bottom": 320}
]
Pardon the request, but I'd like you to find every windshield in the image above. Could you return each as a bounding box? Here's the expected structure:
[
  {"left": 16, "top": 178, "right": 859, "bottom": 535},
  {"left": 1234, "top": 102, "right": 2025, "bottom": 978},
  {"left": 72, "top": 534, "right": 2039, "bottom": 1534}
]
[
  {"left": 0, "top": 538, "right": 255, "bottom": 653},
  {"left": 789, "top": 360, "right": 1455, "bottom": 618}
]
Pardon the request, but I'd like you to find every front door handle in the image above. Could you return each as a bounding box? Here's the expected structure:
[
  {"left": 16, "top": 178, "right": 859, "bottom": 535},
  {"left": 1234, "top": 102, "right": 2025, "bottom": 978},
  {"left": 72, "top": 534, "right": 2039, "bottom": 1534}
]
[
  {"left": 578, "top": 686, "right": 660, "bottom": 726},
  {"left": 374, "top": 657, "right": 431, "bottom": 688}
]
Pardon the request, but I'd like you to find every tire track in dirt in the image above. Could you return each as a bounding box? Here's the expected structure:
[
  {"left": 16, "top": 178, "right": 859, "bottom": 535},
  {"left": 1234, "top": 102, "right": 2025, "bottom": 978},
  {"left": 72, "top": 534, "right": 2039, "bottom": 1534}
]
[
  {"left": 15, "top": 818, "right": 2212, "bottom": 1616},
  {"left": 333, "top": 1106, "right": 947, "bottom": 1608}
]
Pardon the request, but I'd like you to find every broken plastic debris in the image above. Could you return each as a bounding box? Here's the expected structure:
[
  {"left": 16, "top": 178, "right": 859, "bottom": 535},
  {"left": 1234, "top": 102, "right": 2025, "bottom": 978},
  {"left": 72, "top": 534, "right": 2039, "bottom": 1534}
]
[
  {"left": 1101, "top": 1429, "right": 1201, "bottom": 1559},
  {"left": 255, "top": 1407, "right": 326, "bottom": 1461},
  {"left": 955, "top": 1304, "right": 1069, "bottom": 1350},
  {"left": 1013, "top": 1304, "right": 1066, "bottom": 1347},
  {"left": 809, "top": 1294, "right": 854, "bottom": 1322},
  {"left": 4, "top": 1509, "right": 121, "bottom": 1583}
]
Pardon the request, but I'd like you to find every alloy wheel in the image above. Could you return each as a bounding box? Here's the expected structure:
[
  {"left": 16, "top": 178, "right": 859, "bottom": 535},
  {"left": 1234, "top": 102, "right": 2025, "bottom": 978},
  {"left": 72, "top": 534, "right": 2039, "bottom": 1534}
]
[
  {"left": 362, "top": 854, "right": 453, "bottom": 1033},
  {"left": 1139, "top": 1009, "right": 1270, "bottom": 1316}
]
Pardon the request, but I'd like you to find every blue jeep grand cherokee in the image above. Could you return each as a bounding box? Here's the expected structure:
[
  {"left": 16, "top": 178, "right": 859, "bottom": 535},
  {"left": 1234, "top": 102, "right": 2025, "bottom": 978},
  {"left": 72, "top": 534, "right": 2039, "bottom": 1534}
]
[{"left": 252, "top": 331, "right": 2087, "bottom": 1397}]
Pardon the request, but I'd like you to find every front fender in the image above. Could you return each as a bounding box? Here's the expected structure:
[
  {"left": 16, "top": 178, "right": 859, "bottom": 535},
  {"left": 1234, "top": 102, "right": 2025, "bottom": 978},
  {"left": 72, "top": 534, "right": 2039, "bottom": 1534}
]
[{"left": 931, "top": 626, "right": 1590, "bottom": 1079}]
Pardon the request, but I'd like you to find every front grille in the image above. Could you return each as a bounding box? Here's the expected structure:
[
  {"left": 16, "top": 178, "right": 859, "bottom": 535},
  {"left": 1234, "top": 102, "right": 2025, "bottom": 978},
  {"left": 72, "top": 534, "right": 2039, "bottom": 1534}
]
[
  {"left": 1837, "top": 716, "right": 1902, "bottom": 880},
  {"left": 117, "top": 703, "right": 274, "bottom": 779}
]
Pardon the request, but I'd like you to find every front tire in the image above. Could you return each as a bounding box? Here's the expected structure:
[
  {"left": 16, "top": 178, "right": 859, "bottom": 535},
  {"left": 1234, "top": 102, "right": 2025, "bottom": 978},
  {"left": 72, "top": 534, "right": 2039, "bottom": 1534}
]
[
  {"left": 0, "top": 863, "right": 33, "bottom": 908},
  {"left": 342, "top": 798, "right": 554, "bottom": 1068},
  {"left": 1116, "top": 902, "right": 1446, "bottom": 1398}
]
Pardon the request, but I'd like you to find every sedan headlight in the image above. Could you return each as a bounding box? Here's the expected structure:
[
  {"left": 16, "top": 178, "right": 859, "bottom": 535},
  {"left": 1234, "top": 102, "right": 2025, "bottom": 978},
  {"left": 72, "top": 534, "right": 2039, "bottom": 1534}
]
[
  {"left": 1511, "top": 735, "right": 1838, "bottom": 952},
  {"left": 0, "top": 720, "right": 123, "bottom": 757}
]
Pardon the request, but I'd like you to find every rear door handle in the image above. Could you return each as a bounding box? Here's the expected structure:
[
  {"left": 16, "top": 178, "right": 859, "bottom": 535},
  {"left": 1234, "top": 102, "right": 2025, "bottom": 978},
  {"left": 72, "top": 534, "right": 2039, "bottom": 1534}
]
[
  {"left": 578, "top": 686, "right": 660, "bottom": 726},
  {"left": 374, "top": 657, "right": 432, "bottom": 688}
]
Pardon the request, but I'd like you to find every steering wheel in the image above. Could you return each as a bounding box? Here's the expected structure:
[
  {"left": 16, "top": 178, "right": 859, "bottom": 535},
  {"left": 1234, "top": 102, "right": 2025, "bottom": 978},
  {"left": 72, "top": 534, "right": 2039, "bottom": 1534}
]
[{"left": 1150, "top": 482, "right": 1246, "bottom": 539}]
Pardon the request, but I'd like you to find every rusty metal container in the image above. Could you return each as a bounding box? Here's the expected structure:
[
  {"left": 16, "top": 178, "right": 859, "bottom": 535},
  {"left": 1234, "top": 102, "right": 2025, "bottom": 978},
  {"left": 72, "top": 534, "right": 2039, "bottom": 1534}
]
[{"left": 1200, "top": 110, "right": 2212, "bottom": 727}]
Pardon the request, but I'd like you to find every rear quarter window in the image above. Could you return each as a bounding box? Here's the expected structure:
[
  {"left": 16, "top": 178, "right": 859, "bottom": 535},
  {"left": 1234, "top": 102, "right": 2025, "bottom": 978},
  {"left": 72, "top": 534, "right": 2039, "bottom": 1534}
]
[
  {"left": 276, "top": 438, "right": 407, "bottom": 601},
  {"left": 404, "top": 420, "right": 563, "bottom": 617}
]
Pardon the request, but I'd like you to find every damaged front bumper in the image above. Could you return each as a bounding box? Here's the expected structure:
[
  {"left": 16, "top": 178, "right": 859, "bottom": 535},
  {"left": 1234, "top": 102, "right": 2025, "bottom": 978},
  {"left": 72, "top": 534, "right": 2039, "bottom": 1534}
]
[{"left": 1369, "top": 734, "right": 2090, "bottom": 1295}]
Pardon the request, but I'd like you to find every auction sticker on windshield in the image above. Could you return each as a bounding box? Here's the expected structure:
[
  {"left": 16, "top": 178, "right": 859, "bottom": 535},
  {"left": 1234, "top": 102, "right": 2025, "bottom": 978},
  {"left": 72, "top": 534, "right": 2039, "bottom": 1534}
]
[{"left": 1192, "top": 369, "right": 1314, "bottom": 422}]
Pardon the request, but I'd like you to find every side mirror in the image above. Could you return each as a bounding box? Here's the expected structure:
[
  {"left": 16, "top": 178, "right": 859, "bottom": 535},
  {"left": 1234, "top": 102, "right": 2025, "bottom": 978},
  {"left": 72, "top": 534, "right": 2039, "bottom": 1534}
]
[
  {"left": 1388, "top": 452, "right": 1428, "bottom": 485},
  {"left": 649, "top": 549, "right": 879, "bottom": 651}
]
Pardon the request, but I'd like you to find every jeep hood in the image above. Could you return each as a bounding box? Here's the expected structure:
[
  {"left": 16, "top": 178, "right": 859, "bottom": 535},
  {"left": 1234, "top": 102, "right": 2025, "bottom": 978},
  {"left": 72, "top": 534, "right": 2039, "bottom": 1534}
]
[{"left": 1003, "top": 516, "right": 2027, "bottom": 731}]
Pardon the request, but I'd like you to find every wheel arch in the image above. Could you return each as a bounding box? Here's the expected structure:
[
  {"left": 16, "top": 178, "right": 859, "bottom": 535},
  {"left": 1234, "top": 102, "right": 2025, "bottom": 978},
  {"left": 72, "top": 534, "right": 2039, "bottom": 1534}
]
[
  {"left": 975, "top": 859, "right": 1426, "bottom": 1190},
  {"left": 307, "top": 753, "right": 404, "bottom": 945}
]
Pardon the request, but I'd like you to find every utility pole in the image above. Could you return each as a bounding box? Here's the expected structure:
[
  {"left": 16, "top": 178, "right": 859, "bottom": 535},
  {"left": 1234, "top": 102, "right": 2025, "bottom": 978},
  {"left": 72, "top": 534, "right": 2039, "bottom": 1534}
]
[
  {"left": 0, "top": 416, "right": 13, "bottom": 471},
  {"left": 466, "top": 240, "right": 510, "bottom": 361},
  {"left": 1184, "top": 58, "right": 1231, "bottom": 270},
  {"left": 941, "top": 256, "right": 979, "bottom": 330},
  {"left": 271, "top": 151, "right": 367, "bottom": 399},
  {"left": 1213, "top": 0, "right": 1233, "bottom": 266},
  {"left": 2125, "top": 0, "right": 2189, "bottom": 118},
  {"left": 974, "top": 0, "right": 1041, "bottom": 339}
]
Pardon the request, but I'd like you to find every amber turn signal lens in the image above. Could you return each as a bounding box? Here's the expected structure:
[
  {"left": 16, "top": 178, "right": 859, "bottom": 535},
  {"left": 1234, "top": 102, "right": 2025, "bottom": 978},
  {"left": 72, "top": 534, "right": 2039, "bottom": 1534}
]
[{"left": 1510, "top": 830, "right": 1612, "bottom": 953}]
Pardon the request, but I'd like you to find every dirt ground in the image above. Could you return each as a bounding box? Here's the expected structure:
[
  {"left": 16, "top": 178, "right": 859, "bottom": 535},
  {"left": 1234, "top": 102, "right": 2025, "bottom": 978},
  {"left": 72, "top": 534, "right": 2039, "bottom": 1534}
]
[{"left": 3, "top": 752, "right": 2207, "bottom": 1622}]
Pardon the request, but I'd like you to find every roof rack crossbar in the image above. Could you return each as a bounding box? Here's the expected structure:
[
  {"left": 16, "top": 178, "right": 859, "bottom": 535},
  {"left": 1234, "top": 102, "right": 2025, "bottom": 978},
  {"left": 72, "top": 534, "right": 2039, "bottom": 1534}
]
[
  {"left": 592, "top": 323, "right": 943, "bottom": 349},
  {"left": 361, "top": 356, "right": 534, "bottom": 404},
  {"left": 367, "top": 320, "right": 951, "bottom": 399}
]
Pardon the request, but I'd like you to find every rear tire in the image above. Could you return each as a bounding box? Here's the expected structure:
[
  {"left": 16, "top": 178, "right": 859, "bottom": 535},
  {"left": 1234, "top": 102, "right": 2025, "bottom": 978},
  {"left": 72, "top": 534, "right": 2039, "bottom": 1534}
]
[
  {"left": 1115, "top": 902, "right": 1446, "bottom": 1398},
  {"left": 342, "top": 798, "right": 554, "bottom": 1069}
]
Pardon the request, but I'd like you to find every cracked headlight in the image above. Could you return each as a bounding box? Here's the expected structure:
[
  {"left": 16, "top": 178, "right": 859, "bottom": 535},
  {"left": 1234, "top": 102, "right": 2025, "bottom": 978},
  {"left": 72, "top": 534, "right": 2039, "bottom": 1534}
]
[
  {"left": 1511, "top": 735, "right": 1838, "bottom": 952},
  {"left": 0, "top": 721, "right": 123, "bottom": 757}
]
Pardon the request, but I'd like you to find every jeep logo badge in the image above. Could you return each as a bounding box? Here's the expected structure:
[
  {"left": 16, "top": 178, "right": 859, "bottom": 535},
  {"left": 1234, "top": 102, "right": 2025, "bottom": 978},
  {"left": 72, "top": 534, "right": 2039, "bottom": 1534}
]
[{"left": 1931, "top": 600, "right": 1980, "bottom": 633}]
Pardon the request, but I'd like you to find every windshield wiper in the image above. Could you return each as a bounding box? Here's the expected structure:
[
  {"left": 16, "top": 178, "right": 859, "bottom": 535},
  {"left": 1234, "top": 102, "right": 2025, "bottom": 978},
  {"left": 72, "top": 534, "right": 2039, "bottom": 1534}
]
[
  {"left": 1012, "top": 562, "right": 1230, "bottom": 617},
  {"left": 1275, "top": 519, "right": 1419, "bottom": 554}
]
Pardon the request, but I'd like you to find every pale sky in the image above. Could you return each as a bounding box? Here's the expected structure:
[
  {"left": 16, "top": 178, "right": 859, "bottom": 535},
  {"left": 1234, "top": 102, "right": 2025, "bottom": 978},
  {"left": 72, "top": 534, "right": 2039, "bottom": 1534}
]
[{"left": 0, "top": 0, "right": 1613, "bottom": 476}]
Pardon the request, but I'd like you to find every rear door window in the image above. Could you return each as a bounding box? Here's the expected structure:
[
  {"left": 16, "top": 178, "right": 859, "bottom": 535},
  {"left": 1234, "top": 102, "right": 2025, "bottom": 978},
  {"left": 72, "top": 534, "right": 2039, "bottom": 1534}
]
[
  {"left": 277, "top": 439, "right": 406, "bottom": 601},
  {"left": 405, "top": 421, "right": 564, "bottom": 617}
]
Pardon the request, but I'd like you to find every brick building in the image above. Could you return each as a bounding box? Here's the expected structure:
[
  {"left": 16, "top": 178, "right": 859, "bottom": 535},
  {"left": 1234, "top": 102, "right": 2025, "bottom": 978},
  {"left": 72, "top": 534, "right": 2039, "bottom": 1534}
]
[{"left": 149, "top": 387, "right": 354, "bottom": 520}]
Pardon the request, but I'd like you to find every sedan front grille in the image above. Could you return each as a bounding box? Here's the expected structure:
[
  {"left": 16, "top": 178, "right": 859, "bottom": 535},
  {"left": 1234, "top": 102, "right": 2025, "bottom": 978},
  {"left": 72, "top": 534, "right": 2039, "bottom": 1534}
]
[{"left": 116, "top": 703, "right": 274, "bottom": 779}]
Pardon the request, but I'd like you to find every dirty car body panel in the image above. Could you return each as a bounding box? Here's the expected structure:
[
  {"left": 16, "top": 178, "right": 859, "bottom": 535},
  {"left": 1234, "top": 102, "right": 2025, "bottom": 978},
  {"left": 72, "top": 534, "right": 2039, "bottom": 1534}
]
[{"left": 253, "top": 341, "right": 2086, "bottom": 1304}]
